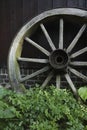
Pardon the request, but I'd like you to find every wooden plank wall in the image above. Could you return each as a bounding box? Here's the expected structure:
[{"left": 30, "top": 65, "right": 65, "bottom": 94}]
[{"left": 0, "top": 0, "right": 87, "bottom": 65}]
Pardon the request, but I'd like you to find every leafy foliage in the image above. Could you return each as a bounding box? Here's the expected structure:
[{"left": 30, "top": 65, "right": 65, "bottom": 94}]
[{"left": 0, "top": 85, "right": 87, "bottom": 130}]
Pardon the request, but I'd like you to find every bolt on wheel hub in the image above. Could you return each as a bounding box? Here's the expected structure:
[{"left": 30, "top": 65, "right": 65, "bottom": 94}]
[{"left": 49, "top": 49, "right": 69, "bottom": 71}]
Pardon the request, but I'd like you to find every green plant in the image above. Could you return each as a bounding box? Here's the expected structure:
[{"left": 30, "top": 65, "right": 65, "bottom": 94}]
[
  {"left": 78, "top": 87, "right": 87, "bottom": 102},
  {"left": 0, "top": 85, "right": 87, "bottom": 130}
]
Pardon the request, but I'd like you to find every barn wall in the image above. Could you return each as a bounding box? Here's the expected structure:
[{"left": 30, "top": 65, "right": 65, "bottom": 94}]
[
  {"left": 0, "top": 0, "right": 87, "bottom": 64},
  {"left": 0, "top": 0, "right": 87, "bottom": 87}
]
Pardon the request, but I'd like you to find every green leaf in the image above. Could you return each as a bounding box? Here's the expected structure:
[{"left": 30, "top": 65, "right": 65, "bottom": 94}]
[
  {"left": 0, "top": 107, "right": 16, "bottom": 118},
  {"left": 0, "top": 87, "right": 10, "bottom": 99},
  {"left": 0, "top": 101, "right": 8, "bottom": 109},
  {"left": 78, "top": 87, "right": 87, "bottom": 101},
  {"left": 4, "top": 108, "right": 15, "bottom": 118}
]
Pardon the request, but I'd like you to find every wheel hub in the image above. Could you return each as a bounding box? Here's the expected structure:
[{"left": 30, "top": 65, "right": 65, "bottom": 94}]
[{"left": 49, "top": 49, "right": 69, "bottom": 70}]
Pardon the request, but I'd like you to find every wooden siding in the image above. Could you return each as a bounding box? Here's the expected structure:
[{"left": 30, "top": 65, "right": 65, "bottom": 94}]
[{"left": 0, "top": 0, "right": 87, "bottom": 64}]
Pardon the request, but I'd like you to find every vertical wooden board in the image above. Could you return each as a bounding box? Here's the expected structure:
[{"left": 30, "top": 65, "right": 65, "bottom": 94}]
[
  {"left": 0, "top": 0, "right": 10, "bottom": 63},
  {"left": 53, "top": 0, "right": 67, "bottom": 8},
  {"left": 38, "top": 0, "right": 52, "bottom": 14},
  {"left": 78, "top": 0, "right": 85, "bottom": 9},
  {"left": 85, "top": 0, "right": 87, "bottom": 9},
  {"left": 67, "top": 0, "right": 78, "bottom": 8},
  {"left": 9, "top": 0, "right": 23, "bottom": 39},
  {"left": 23, "top": 0, "right": 38, "bottom": 23}
]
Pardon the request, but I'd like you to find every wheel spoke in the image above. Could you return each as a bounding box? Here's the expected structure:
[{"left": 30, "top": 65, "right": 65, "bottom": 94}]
[
  {"left": 70, "top": 47, "right": 87, "bottom": 58},
  {"left": 40, "top": 23, "right": 56, "bottom": 51},
  {"left": 70, "top": 61, "right": 87, "bottom": 66},
  {"left": 67, "top": 24, "right": 86, "bottom": 53},
  {"left": 41, "top": 70, "right": 54, "bottom": 88},
  {"left": 20, "top": 66, "right": 50, "bottom": 82},
  {"left": 69, "top": 67, "right": 87, "bottom": 81},
  {"left": 65, "top": 73, "right": 77, "bottom": 94},
  {"left": 18, "top": 57, "right": 49, "bottom": 64},
  {"left": 59, "top": 19, "right": 64, "bottom": 49},
  {"left": 56, "top": 75, "right": 61, "bottom": 88},
  {"left": 25, "top": 37, "right": 50, "bottom": 56}
]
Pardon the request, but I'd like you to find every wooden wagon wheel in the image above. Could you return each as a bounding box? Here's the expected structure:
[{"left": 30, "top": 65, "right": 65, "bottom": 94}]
[{"left": 8, "top": 8, "right": 87, "bottom": 94}]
